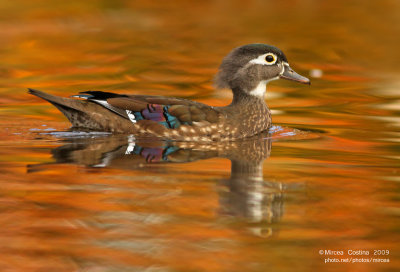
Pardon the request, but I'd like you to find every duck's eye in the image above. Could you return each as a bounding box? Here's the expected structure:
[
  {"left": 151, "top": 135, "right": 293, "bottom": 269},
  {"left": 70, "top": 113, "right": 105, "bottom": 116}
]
[{"left": 265, "top": 54, "right": 276, "bottom": 63}]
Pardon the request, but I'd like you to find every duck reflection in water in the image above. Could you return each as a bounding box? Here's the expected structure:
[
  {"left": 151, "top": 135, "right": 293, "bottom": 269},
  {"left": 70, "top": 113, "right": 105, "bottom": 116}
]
[{"left": 29, "top": 132, "right": 284, "bottom": 237}]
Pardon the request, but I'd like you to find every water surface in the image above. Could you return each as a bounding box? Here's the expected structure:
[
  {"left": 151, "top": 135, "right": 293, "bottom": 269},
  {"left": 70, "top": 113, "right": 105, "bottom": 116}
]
[{"left": 0, "top": 1, "right": 399, "bottom": 271}]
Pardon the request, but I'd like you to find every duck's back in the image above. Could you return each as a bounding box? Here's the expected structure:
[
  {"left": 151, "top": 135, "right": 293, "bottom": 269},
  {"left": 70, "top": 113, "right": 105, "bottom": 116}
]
[{"left": 29, "top": 89, "right": 246, "bottom": 141}]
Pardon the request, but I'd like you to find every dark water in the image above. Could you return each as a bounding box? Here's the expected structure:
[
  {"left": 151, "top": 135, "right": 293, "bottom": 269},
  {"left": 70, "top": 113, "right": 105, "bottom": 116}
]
[{"left": 0, "top": 1, "right": 399, "bottom": 271}]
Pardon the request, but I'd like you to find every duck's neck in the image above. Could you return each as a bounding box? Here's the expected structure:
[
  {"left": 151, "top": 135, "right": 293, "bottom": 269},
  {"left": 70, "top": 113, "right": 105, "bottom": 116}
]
[{"left": 231, "top": 84, "right": 266, "bottom": 106}]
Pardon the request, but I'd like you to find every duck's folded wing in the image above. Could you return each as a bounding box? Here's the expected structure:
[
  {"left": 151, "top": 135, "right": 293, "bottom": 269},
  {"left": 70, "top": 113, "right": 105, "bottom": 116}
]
[{"left": 81, "top": 91, "right": 221, "bottom": 129}]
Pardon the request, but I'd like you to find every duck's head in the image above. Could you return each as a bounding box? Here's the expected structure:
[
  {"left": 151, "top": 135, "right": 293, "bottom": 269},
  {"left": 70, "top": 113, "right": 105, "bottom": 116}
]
[{"left": 215, "top": 44, "right": 310, "bottom": 98}]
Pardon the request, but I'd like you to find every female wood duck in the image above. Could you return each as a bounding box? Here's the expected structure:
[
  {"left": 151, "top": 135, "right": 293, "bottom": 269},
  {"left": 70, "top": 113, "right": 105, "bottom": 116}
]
[{"left": 29, "top": 44, "right": 310, "bottom": 141}]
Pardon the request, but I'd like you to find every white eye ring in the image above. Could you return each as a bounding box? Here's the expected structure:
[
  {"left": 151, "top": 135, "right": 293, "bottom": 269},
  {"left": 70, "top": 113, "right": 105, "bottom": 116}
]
[{"left": 249, "top": 53, "right": 278, "bottom": 65}]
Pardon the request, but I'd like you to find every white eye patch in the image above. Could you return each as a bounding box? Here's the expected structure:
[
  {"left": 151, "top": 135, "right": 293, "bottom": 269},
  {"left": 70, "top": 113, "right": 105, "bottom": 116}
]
[{"left": 249, "top": 53, "right": 278, "bottom": 65}]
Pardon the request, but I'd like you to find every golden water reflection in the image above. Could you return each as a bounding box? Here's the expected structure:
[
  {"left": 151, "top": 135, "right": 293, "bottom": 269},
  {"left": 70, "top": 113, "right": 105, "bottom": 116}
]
[
  {"left": 30, "top": 132, "right": 283, "bottom": 227},
  {"left": 3, "top": 132, "right": 284, "bottom": 271}
]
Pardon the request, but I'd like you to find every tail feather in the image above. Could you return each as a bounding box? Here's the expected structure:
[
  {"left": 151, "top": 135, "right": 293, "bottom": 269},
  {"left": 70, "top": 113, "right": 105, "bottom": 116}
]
[
  {"left": 28, "top": 88, "right": 99, "bottom": 129},
  {"left": 28, "top": 89, "right": 82, "bottom": 111},
  {"left": 28, "top": 89, "right": 134, "bottom": 132}
]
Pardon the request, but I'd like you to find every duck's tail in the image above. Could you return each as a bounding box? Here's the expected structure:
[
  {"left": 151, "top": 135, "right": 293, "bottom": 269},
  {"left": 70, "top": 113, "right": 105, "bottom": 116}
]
[
  {"left": 28, "top": 88, "right": 104, "bottom": 130},
  {"left": 28, "top": 88, "right": 80, "bottom": 109},
  {"left": 29, "top": 88, "right": 85, "bottom": 117}
]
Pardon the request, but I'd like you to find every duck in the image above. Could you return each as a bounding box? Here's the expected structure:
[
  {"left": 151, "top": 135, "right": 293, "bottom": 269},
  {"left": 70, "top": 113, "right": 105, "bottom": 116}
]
[{"left": 28, "top": 43, "right": 310, "bottom": 141}]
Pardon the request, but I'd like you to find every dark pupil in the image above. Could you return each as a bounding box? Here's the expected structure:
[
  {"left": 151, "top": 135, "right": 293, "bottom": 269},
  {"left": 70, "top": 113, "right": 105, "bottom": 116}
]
[{"left": 266, "top": 55, "right": 274, "bottom": 62}]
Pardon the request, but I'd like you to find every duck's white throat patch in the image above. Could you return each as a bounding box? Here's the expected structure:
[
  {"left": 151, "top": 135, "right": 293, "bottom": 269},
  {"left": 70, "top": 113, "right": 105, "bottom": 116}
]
[
  {"left": 249, "top": 81, "right": 267, "bottom": 97},
  {"left": 249, "top": 77, "right": 278, "bottom": 97}
]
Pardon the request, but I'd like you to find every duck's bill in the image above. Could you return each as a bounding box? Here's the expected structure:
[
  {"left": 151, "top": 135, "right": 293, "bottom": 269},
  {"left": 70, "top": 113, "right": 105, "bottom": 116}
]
[{"left": 280, "top": 64, "right": 310, "bottom": 85}]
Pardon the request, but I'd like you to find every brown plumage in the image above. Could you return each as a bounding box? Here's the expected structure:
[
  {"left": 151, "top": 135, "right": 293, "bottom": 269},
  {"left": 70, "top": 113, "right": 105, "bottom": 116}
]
[{"left": 28, "top": 44, "right": 310, "bottom": 141}]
